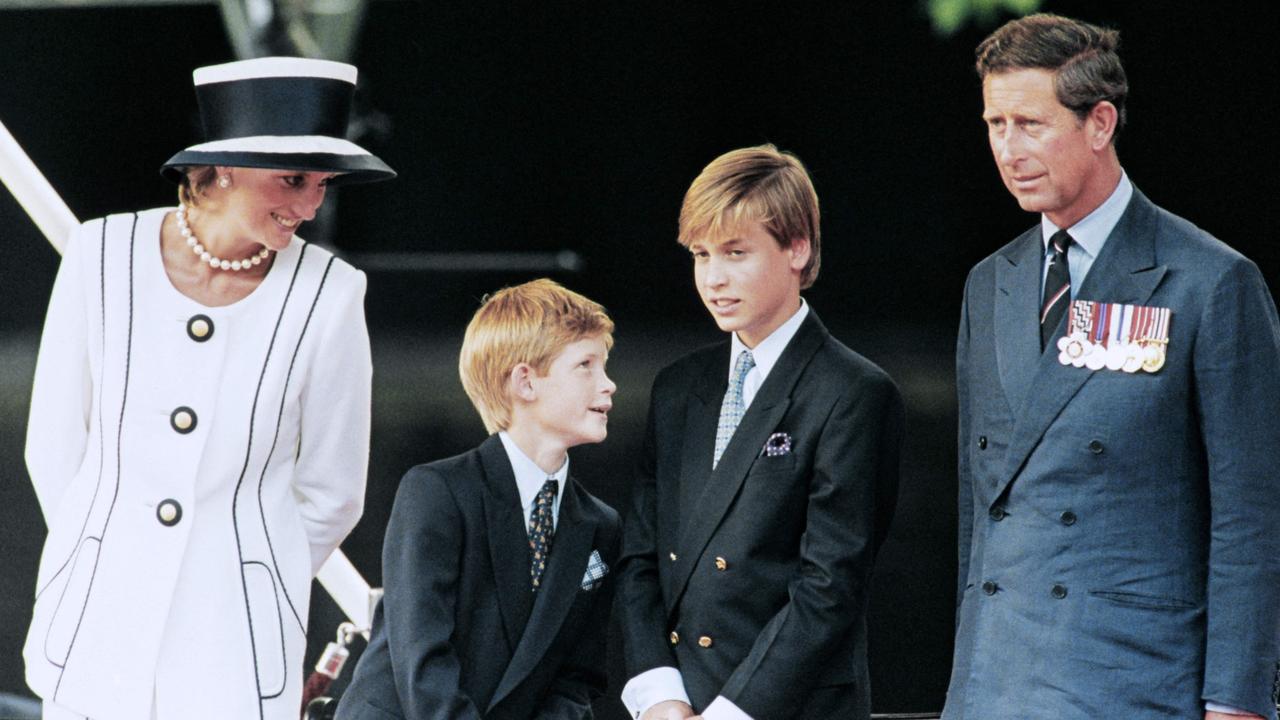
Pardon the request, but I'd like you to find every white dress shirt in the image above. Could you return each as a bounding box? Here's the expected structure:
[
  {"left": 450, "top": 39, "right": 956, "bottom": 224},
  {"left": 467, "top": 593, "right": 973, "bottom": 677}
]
[
  {"left": 499, "top": 431, "right": 568, "bottom": 530},
  {"left": 620, "top": 299, "right": 809, "bottom": 720}
]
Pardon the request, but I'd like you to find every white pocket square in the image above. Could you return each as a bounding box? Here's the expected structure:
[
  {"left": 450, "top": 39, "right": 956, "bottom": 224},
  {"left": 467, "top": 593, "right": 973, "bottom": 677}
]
[{"left": 580, "top": 549, "right": 608, "bottom": 591}]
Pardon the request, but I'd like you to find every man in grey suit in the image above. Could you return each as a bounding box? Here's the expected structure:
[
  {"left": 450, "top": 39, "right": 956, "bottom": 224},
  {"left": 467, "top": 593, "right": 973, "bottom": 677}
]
[{"left": 946, "top": 13, "right": 1280, "bottom": 720}]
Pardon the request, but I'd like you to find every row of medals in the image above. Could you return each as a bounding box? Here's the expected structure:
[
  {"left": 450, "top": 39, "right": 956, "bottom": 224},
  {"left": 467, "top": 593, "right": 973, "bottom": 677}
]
[{"left": 1057, "top": 331, "right": 1166, "bottom": 373}]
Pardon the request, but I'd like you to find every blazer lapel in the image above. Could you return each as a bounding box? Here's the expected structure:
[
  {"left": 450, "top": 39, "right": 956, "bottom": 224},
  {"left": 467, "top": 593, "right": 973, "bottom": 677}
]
[
  {"left": 996, "top": 190, "right": 1168, "bottom": 502},
  {"left": 487, "top": 478, "right": 597, "bottom": 710},
  {"left": 994, "top": 226, "right": 1046, "bottom": 410},
  {"left": 479, "top": 435, "right": 535, "bottom": 651},
  {"left": 677, "top": 351, "right": 728, "bottom": 516},
  {"left": 670, "top": 311, "right": 827, "bottom": 608}
]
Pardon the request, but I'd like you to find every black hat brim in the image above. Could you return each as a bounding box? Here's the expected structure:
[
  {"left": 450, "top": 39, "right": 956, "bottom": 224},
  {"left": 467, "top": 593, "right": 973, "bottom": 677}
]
[{"left": 161, "top": 150, "right": 396, "bottom": 186}]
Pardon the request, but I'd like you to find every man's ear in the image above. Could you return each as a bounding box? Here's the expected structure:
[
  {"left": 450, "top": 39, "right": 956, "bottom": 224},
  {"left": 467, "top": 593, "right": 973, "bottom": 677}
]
[{"left": 1087, "top": 101, "right": 1119, "bottom": 150}]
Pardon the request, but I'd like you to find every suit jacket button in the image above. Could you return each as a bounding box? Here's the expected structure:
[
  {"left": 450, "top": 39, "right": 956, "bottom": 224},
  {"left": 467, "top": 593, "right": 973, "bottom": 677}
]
[
  {"left": 714, "top": 556, "right": 728, "bottom": 571},
  {"left": 157, "top": 499, "right": 183, "bottom": 526},
  {"left": 170, "top": 407, "right": 197, "bottom": 434},
  {"left": 1060, "top": 511, "right": 1077, "bottom": 526},
  {"left": 989, "top": 505, "right": 1006, "bottom": 521},
  {"left": 1088, "top": 440, "right": 1104, "bottom": 454},
  {"left": 669, "top": 552, "right": 678, "bottom": 562},
  {"left": 186, "top": 314, "right": 214, "bottom": 342},
  {"left": 1051, "top": 584, "right": 1068, "bottom": 599},
  {"left": 669, "top": 631, "right": 679, "bottom": 645},
  {"left": 978, "top": 436, "right": 988, "bottom": 450},
  {"left": 981, "top": 580, "right": 998, "bottom": 595},
  {"left": 698, "top": 636, "right": 713, "bottom": 648}
]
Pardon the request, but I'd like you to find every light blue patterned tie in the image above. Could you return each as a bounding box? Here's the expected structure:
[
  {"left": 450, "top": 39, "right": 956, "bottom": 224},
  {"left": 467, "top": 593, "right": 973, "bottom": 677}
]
[{"left": 714, "top": 350, "right": 755, "bottom": 469}]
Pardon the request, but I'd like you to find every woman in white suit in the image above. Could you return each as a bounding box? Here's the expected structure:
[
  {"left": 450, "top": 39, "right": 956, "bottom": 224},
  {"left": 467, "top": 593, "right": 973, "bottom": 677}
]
[{"left": 23, "top": 57, "right": 394, "bottom": 720}]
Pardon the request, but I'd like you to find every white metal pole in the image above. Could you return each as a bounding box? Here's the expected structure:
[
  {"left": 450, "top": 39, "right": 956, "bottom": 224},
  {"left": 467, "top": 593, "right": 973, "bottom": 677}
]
[{"left": 0, "top": 119, "right": 77, "bottom": 254}]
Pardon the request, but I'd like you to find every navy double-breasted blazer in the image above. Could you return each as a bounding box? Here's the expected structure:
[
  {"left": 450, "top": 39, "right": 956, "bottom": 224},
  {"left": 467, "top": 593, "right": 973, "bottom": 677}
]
[{"left": 617, "top": 310, "right": 903, "bottom": 719}]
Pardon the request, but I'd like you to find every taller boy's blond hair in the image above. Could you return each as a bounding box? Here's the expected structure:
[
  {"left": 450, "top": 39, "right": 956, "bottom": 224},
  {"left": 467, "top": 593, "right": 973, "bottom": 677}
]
[
  {"left": 459, "top": 278, "right": 614, "bottom": 434},
  {"left": 678, "top": 144, "right": 821, "bottom": 289}
]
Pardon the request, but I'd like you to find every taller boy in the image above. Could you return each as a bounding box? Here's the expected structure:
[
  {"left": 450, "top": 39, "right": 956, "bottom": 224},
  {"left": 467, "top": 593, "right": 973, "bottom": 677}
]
[{"left": 618, "top": 145, "right": 904, "bottom": 719}]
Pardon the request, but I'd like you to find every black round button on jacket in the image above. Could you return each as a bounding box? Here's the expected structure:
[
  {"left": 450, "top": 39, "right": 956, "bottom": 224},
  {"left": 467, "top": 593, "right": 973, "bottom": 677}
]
[
  {"left": 1051, "top": 584, "right": 1068, "bottom": 599},
  {"left": 156, "top": 499, "right": 183, "bottom": 527},
  {"left": 978, "top": 436, "right": 988, "bottom": 450},
  {"left": 170, "top": 407, "right": 197, "bottom": 434},
  {"left": 1060, "top": 511, "right": 1077, "bottom": 526},
  {"left": 1088, "top": 440, "right": 1104, "bottom": 454},
  {"left": 186, "top": 314, "right": 214, "bottom": 342},
  {"left": 981, "top": 581, "right": 998, "bottom": 595},
  {"left": 989, "top": 506, "right": 1006, "bottom": 521}
]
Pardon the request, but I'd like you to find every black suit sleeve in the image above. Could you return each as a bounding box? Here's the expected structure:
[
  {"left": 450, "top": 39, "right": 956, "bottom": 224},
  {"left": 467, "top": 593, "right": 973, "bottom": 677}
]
[
  {"left": 616, "top": 379, "right": 682, "bottom": 680},
  {"left": 381, "top": 468, "right": 483, "bottom": 720},
  {"left": 720, "top": 374, "right": 905, "bottom": 717},
  {"left": 535, "top": 514, "right": 621, "bottom": 720}
]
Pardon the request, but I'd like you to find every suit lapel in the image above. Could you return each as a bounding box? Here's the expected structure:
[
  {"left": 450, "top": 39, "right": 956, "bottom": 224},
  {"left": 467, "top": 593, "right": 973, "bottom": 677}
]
[
  {"left": 996, "top": 190, "right": 1168, "bottom": 502},
  {"left": 677, "top": 350, "right": 728, "bottom": 515},
  {"left": 670, "top": 311, "right": 826, "bottom": 608},
  {"left": 479, "top": 435, "right": 535, "bottom": 651},
  {"left": 488, "top": 478, "right": 597, "bottom": 710},
  {"left": 994, "top": 226, "right": 1046, "bottom": 409}
]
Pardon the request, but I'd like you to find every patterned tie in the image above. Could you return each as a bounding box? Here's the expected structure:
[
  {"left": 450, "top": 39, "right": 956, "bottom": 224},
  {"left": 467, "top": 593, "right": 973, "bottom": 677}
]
[
  {"left": 1041, "top": 229, "right": 1074, "bottom": 350},
  {"left": 528, "top": 478, "right": 557, "bottom": 591},
  {"left": 714, "top": 350, "right": 756, "bottom": 469}
]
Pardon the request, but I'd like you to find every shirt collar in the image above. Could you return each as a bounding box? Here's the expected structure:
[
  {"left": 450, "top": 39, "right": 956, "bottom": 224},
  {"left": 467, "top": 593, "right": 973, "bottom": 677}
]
[
  {"left": 729, "top": 297, "right": 809, "bottom": 382},
  {"left": 498, "top": 431, "right": 568, "bottom": 513},
  {"left": 1041, "top": 170, "right": 1133, "bottom": 260}
]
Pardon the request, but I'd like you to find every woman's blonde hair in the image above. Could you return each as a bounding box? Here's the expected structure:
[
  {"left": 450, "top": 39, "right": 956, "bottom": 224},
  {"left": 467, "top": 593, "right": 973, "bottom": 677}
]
[{"left": 176, "top": 166, "right": 218, "bottom": 207}]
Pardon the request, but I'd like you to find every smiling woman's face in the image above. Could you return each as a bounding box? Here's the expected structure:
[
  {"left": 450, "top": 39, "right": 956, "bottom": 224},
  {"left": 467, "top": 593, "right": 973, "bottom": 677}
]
[{"left": 219, "top": 167, "right": 336, "bottom": 250}]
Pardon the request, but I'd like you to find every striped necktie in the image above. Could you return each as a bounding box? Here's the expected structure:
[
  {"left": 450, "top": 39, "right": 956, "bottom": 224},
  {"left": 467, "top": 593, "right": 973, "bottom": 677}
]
[
  {"left": 714, "top": 350, "right": 755, "bottom": 469},
  {"left": 528, "top": 478, "right": 557, "bottom": 591},
  {"left": 1041, "top": 230, "right": 1074, "bottom": 350}
]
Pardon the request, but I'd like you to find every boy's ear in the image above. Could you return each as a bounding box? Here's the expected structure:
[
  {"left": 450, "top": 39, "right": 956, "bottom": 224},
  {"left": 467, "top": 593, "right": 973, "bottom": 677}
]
[
  {"left": 509, "top": 363, "right": 537, "bottom": 403},
  {"left": 787, "top": 236, "right": 811, "bottom": 273}
]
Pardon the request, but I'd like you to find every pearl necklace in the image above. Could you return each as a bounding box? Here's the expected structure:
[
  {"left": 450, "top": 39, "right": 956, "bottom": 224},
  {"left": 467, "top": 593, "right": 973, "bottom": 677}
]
[{"left": 176, "top": 204, "right": 271, "bottom": 272}]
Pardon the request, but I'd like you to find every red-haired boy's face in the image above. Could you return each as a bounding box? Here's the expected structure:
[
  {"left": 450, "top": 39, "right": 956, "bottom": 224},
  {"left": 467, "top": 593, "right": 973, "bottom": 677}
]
[
  {"left": 689, "top": 219, "right": 807, "bottom": 348},
  {"left": 526, "top": 336, "right": 616, "bottom": 448}
]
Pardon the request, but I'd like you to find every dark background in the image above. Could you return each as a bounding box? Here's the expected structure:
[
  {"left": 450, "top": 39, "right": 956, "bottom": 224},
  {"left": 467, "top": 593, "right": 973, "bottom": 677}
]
[{"left": 1, "top": 1, "right": 1276, "bottom": 716}]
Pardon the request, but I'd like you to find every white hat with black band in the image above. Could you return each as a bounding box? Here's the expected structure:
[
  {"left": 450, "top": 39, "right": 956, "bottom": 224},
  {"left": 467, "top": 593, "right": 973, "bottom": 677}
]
[{"left": 161, "top": 56, "right": 396, "bottom": 185}]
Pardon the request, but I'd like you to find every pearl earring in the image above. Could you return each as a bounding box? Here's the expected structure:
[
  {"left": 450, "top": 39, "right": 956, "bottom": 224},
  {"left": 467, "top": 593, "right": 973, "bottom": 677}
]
[{"left": 218, "top": 175, "right": 231, "bottom": 189}]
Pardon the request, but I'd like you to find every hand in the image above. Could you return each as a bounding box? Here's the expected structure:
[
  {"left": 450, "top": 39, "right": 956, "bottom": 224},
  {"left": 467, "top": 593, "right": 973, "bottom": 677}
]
[
  {"left": 1206, "top": 713, "right": 1264, "bottom": 720},
  {"left": 640, "top": 701, "right": 695, "bottom": 720}
]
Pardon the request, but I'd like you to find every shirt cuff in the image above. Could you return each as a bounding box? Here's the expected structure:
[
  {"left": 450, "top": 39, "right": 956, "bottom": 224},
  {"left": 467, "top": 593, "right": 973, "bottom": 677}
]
[
  {"left": 702, "top": 696, "right": 754, "bottom": 720},
  {"left": 621, "top": 667, "right": 692, "bottom": 718},
  {"left": 1205, "top": 702, "right": 1254, "bottom": 716}
]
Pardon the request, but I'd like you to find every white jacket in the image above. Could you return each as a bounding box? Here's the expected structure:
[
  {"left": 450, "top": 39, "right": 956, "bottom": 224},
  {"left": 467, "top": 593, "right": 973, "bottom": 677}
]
[{"left": 24, "top": 207, "right": 371, "bottom": 720}]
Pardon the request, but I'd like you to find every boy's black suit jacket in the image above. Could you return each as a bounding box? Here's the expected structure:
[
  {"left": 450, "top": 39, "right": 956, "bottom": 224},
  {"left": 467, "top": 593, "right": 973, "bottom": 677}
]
[
  {"left": 617, "top": 310, "right": 904, "bottom": 719},
  {"left": 337, "top": 435, "right": 621, "bottom": 720}
]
